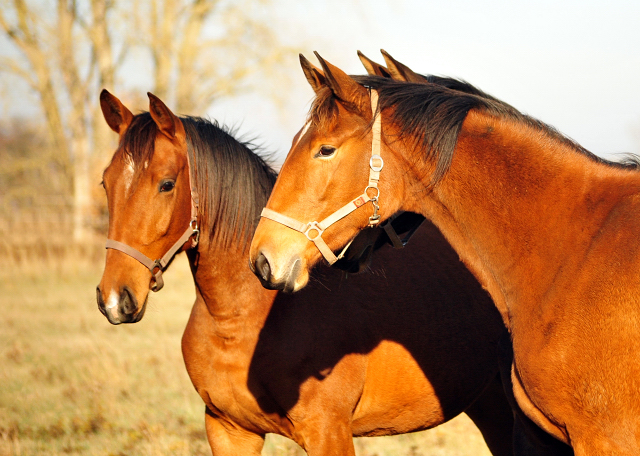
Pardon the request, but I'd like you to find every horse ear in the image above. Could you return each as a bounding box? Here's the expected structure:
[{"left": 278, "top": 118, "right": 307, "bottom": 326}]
[
  {"left": 300, "top": 54, "right": 327, "bottom": 94},
  {"left": 100, "top": 89, "right": 133, "bottom": 135},
  {"left": 357, "top": 50, "right": 392, "bottom": 78},
  {"left": 147, "top": 92, "right": 183, "bottom": 139},
  {"left": 313, "top": 52, "right": 370, "bottom": 114},
  {"left": 380, "top": 49, "right": 425, "bottom": 83}
]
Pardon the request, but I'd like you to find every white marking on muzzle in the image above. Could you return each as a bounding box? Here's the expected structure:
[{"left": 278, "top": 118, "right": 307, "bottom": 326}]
[{"left": 105, "top": 289, "right": 119, "bottom": 310}]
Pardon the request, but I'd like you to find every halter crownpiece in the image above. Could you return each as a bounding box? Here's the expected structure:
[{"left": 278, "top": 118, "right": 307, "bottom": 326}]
[
  {"left": 260, "top": 89, "right": 383, "bottom": 265},
  {"left": 105, "top": 143, "right": 200, "bottom": 292}
]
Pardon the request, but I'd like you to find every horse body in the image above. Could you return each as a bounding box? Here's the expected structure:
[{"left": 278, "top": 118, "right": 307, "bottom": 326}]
[
  {"left": 248, "top": 54, "right": 640, "bottom": 454},
  {"left": 96, "top": 91, "right": 516, "bottom": 455}
]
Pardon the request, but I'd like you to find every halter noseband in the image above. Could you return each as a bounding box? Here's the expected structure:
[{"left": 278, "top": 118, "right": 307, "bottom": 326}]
[
  {"left": 105, "top": 144, "right": 200, "bottom": 292},
  {"left": 260, "top": 89, "right": 383, "bottom": 265}
]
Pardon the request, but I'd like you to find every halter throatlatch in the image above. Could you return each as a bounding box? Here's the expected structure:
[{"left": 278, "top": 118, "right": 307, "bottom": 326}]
[
  {"left": 105, "top": 144, "right": 199, "bottom": 292},
  {"left": 260, "top": 89, "right": 383, "bottom": 265}
]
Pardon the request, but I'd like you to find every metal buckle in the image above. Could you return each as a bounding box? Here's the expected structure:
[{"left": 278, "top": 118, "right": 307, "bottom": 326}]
[
  {"left": 303, "top": 221, "right": 324, "bottom": 241},
  {"left": 368, "top": 198, "right": 381, "bottom": 227},
  {"left": 190, "top": 219, "right": 200, "bottom": 245}
]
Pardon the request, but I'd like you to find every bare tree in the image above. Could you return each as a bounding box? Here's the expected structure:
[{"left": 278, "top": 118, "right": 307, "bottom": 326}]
[
  {"left": 0, "top": 0, "right": 291, "bottom": 242},
  {"left": 0, "top": 0, "right": 119, "bottom": 241},
  {"left": 137, "top": 0, "right": 291, "bottom": 114}
]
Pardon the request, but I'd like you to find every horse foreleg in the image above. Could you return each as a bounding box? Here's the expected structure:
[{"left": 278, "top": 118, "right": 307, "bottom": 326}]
[{"left": 204, "top": 407, "right": 264, "bottom": 456}]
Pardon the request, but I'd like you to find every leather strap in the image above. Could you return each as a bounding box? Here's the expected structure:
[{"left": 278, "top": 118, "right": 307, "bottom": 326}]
[
  {"left": 383, "top": 220, "right": 406, "bottom": 249},
  {"left": 381, "top": 212, "right": 425, "bottom": 249},
  {"left": 260, "top": 89, "right": 382, "bottom": 265}
]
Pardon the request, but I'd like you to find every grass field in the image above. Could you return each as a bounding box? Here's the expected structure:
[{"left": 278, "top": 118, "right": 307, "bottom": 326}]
[{"left": 0, "top": 252, "right": 493, "bottom": 456}]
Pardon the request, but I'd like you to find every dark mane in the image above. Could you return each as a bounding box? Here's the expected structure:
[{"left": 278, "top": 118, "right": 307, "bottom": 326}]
[
  {"left": 310, "top": 75, "right": 638, "bottom": 185},
  {"left": 121, "top": 113, "right": 277, "bottom": 251},
  {"left": 421, "top": 75, "right": 505, "bottom": 104}
]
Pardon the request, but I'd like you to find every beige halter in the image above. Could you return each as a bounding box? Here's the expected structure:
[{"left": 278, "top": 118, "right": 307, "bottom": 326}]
[{"left": 260, "top": 89, "right": 383, "bottom": 265}]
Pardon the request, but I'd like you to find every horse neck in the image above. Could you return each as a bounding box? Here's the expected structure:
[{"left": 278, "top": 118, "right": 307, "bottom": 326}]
[
  {"left": 187, "top": 228, "right": 276, "bottom": 322},
  {"left": 404, "top": 110, "right": 640, "bottom": 323}
]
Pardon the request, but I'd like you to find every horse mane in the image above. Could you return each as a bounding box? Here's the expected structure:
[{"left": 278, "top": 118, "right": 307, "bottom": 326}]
[
  {"left": 121, "top": 113, "right": 277, "bottom": 251},
  {"left": 421, "top": 75, "right": 505, "bottom": 104},
  {"left": 310, "top": 75, "right": 638, "bottom": 184}
]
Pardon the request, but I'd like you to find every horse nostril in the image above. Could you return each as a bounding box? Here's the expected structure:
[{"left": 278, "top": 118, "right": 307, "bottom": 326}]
[
  {"left": 255, "top": 252, "right": 272, "bottom": 283},
  {"left": 120, "top": 287, "right": 137, "bottom": 315}
]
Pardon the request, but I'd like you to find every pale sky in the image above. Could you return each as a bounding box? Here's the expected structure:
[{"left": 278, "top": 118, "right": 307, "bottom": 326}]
[{"left": 208, "top": 0, "right": 640, "bottom": 163}]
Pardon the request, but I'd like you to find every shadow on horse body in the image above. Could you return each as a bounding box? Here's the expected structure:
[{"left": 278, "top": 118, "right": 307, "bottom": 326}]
[
  {"left": 248, "top": 52, "right": 640, "bottom": 455},
  {"left": 96, "top": 90, "right": 515, "bottom": 455}
]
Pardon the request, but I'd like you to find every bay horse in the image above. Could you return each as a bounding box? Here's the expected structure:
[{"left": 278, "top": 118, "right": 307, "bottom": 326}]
[
  {"left": 96, "top": 90, "right": 516, "bottom": 455},
  {"left": 248, "top": 52, "right": 640, "bottom": 455}
]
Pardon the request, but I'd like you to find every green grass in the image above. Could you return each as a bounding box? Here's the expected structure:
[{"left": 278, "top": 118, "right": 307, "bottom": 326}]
[{"left": 0, "top": 253, "right": 492, "bottom": 456}]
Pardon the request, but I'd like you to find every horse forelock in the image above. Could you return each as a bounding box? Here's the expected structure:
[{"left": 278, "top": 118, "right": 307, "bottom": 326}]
[
  {"left": 120, "top": 113, "right": 157, "bottom": 170},
  {"left": 308, "top": 86, "right": 339, "bottom": 130}
]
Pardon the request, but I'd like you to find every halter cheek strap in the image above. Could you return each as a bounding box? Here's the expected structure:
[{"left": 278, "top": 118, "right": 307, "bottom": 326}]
[
  {"left": 260, "top": 89, "right": 383, "bottom": 265},
  {"left": 105, "top": 144, "right": 200, "bottom": 292}
]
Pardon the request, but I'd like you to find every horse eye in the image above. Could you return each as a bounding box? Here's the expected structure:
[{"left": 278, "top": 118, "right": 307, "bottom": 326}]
[
  {"left": 316, "top": 145, "right": 336, "bottom": 158},
  {"left": 159, "top": 180, "right": 175, "bottom": 192}
]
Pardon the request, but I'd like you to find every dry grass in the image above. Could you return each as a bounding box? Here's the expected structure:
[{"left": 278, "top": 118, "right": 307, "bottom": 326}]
[{"left": 0, "top": 251, "right": 492, "bottom": 456}]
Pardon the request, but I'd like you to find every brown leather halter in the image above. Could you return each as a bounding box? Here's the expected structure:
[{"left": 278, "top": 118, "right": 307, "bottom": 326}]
[
  {"left": 260, "top": 89, "right": 383, "bottom": 265},
  {"left": 105, "top": 143, "right": 199, "bottom": 292}
]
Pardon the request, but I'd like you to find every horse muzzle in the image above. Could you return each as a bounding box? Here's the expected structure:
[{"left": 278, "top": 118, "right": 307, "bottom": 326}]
[
  {"left": 250, "top": 250, "right": 306, "bottom": 293},
  {"left": 96, "top": 285, "right": 147, "bottom": 325}
]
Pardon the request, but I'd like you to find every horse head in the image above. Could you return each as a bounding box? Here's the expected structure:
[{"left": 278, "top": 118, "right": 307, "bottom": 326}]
[
  {"left": 96, "top": 91, "right": 197, "bottom": 324},
  {"left": 249, "top": 53, "right": 409, "bottom": 292}
]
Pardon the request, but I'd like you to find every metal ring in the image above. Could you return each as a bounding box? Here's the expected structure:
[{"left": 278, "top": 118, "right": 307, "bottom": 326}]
[
  {"left": 303, "top": 221, "right": 324, "bottom": 241},
  {"left": 190, "top": 219, "right": 200, "bottom": 245},
  {"left": 365, "top": 185, "right": 380, "bottom": 200},
  {"left": 151, "top": 259, "right": 164, "bottom": 274},
  {"left": 370, "top": 154, "right": 384, "bottom": 172}
]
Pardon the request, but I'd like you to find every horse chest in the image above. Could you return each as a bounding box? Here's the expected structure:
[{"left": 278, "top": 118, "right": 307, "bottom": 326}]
[
  {"left": 182, "top": 303, "right": 293, "bottom": 434},
  {"left": 183, "top": 306, "right": 251, "bottom": 394},
  {"left": 188, "top": 344, "right": 279, "bottom": 432}
]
